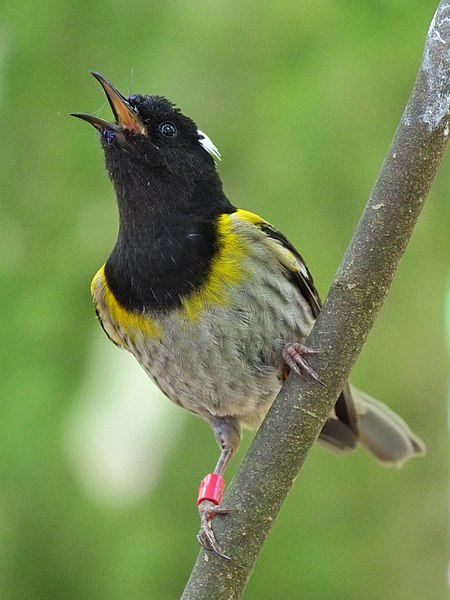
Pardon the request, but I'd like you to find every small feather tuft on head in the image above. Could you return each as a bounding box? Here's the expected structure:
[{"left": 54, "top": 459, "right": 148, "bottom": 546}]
[{"left": 197, "top": 130, "right": 221, "bottom": 162}]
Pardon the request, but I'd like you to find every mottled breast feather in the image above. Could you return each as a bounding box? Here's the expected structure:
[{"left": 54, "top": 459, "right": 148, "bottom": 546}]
[{"left": 90, "top": 210, "right": 327, "bottom": 429}]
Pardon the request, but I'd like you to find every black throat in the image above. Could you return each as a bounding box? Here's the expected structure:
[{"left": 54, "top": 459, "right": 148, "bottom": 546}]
[{"left": 104, "top": 173, "right": 235, "bottom": 313}]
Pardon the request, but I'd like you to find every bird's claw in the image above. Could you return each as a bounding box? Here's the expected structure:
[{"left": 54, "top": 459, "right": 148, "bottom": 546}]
[
  {"left": 197, "top": 500, "right": 231, "bottom": 560},
  {"left": 283, "top": 342, "right": 325, "bottom": 386}
]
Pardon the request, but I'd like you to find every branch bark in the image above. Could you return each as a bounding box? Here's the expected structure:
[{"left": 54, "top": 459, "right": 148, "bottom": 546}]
[{"left": 181, "top": 3, "right": 450, "bottom": 598}]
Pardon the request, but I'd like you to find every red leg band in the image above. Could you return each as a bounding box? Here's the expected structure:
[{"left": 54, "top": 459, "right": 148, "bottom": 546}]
[{"left": 197, "top": 473, "right": 225, "bottom": 506}]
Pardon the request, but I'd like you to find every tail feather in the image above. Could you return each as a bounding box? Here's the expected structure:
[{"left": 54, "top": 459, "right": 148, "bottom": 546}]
[
  {"left": 318, "top": 419, "right": 358, "bottom": 454},
  {"left": 318, "top": 385, "right": 426, "bottom": 467},
  {"left": 352, "top": 386, "right": 426, "bottom": 467}
]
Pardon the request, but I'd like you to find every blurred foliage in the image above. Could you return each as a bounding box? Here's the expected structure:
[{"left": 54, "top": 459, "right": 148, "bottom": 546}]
[{"left": 0, "top": 1, "right": 448, "bottom": 598}]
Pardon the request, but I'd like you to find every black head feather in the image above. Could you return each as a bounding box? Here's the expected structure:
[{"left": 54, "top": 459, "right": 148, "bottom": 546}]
[{"left": 76, "top": 76, "right": 235, "bottom": 311}]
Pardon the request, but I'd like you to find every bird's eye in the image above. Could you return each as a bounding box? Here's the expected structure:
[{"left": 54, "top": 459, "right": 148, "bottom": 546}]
[{"left": 159, "top": 121, "right": 177, "bottom": 138}]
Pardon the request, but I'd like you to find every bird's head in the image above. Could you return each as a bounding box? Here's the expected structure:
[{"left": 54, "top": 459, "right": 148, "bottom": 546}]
[{"left": 72, "top": 73, "right": 223, "bottom": 210}]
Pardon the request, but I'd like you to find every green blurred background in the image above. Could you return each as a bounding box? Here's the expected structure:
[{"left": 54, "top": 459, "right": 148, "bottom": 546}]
[{"left": 1, "top": 1, "right": 448, "bottom": 598}]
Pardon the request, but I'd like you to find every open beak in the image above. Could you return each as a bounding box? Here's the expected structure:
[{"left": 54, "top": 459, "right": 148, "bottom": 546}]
[{"left": 71, "top": 72, "right": 146, "bottom": 135}]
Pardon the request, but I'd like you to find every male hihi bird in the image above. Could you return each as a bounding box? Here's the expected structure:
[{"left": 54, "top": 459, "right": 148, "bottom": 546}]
[{"left": 73, "top": 72, "right": 425, "bottom": 558}]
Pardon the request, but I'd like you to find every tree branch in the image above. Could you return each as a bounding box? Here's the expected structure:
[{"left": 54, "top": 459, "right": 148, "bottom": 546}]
[{"left": 181, "top": 3, "right": 450, "bottom": 598}]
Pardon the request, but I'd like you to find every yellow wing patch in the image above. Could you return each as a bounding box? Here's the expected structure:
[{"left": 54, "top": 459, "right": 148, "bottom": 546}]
[
  {"left": 234, "top": 208, "right": 269, "bottom": 226},
  {"left": 234, "top": 209, "right": 300, "bottom": 274},
  {"left": 265, "top": 237, "right": 300, "bottom": 273}
]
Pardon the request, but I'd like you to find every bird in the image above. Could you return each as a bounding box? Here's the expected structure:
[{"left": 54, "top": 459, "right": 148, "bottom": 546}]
[{"left": 72, "top": 72, "right": 425, "bottom": 558}]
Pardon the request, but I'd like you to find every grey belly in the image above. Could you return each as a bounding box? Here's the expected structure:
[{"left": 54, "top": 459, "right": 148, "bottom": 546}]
[{"left": 127, "top": 270, "right": 315, "bottom": 429}]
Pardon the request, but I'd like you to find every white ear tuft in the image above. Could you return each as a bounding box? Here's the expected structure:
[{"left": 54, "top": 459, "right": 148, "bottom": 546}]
[{"left": 197, "top": 129, "right": 221, "bottom": 162}]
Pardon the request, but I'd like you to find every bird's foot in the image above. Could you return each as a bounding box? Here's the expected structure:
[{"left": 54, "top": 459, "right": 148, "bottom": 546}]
[
  {"left": 283, "top": 342, "right": 325, "bottom": 386},
  {"left": 197, "top": 500, "right": 231, "bottom": 560}
]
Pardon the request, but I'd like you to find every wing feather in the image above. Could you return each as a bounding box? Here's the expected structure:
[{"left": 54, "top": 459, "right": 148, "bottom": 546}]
[
  {"left": 233, "top": 209, "right": 359, "bottom": 438},
  {"left": 233, "top": 209, "right": 321, "bottom": 318}
]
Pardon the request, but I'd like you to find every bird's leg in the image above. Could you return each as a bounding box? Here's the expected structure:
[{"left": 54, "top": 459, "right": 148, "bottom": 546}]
[
  {"left": 197, "top": 417, "right": 241, "bottom": 559},
  {"left": 282, "top": 342, "right": 325, "bottom": 386}
]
